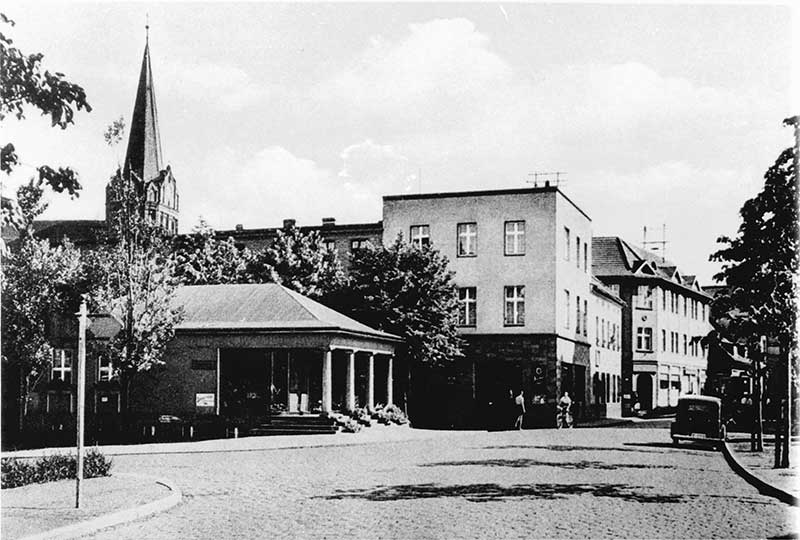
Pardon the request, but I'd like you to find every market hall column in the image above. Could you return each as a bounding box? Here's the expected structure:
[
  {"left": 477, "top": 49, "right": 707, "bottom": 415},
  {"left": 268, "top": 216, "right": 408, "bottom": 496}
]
[
  {"left": 322, "top": 349, "right": 332, "bottom": 413},
  {"left": 345, "top": 350, "right": 355, "bottom": 411},
  {"left": 386, "top": 355, "right": 393, "bottom": 406},
  {"left": 367, "top": 353, "right": 375, "bottom": 412}
]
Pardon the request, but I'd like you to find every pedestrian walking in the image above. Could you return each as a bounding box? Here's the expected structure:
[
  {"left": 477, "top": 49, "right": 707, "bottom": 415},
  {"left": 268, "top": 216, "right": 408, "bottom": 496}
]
[{"left": 514, "top": 389, "right": 526, "bottom": 430}]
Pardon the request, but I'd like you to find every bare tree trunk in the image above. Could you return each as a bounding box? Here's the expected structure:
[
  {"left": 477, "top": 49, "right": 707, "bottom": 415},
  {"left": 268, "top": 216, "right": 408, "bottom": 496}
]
[{"left": 751, "top": 341, "right": 764, "bottom": 452}]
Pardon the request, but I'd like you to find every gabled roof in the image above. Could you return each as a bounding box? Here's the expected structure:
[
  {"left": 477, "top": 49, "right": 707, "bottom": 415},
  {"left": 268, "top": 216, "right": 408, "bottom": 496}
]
[
  {"left": 124, "top": 38, "right": 164, "bottom": 184},
  {"left": 592, "top": 236, "right": 710, "bottom": 298},
  {"left": 1, "top": 220, "right": 106, "bottom": 246},
  {"left": 173, "top": 283, "right": 401, "bottom": 342}
]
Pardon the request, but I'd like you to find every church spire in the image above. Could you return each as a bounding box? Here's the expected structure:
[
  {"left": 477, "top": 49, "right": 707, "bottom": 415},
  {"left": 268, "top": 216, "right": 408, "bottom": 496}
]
[{"left": 124, "top": 24, "right": 163, "bottom": 183}]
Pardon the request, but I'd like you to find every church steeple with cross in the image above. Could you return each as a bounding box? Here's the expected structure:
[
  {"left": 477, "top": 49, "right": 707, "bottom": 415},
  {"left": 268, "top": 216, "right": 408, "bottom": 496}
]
[{"left": 106, "top": 22, "right": 179, "bottom": 234}]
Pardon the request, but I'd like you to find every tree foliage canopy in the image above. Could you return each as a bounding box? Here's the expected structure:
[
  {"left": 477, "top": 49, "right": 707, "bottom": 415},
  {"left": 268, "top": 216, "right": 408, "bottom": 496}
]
[
  {"left": 249, "top": 225, "right": 346, "bottom": 300},
  {"left": 336, "top": 235, "right": 463, "bottom": 367},
  {"left": 171, "top": 220, "right": 256, "bottom": 285},
  {"left": 1, "top": 237, "right": 84, "bottom": 379},
  {"left": 1, "top": 13, "right": 91, "bottom": 233},
  {"left": 710, "top": 117, "right": 798, "bottom": 351}
]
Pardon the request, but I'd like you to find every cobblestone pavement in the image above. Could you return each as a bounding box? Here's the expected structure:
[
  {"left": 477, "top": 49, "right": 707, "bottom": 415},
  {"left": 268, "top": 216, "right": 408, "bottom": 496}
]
[{"left": 82, "top": 427, "right": 797, "bottom": 539}]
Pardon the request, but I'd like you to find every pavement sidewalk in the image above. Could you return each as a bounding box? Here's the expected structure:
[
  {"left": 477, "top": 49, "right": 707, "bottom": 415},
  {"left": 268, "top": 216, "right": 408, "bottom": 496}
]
[
  {"left": 1, "top": 474, "right": 173, "bottom": 540},
  {"left": 725, "top": 434, "right": 800, "bottom": 501}
]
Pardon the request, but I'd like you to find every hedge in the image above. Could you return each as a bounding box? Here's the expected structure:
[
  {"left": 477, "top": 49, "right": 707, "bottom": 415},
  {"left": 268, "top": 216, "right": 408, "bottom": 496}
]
[{"left": 1, "top": 449, "right": 113, "bottom": 489}]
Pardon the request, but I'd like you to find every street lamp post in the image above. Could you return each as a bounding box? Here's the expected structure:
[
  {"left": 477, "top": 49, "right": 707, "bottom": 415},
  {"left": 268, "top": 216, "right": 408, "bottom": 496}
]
[{"left": 75, "top": 298, "right": 88, "bottom": 508}]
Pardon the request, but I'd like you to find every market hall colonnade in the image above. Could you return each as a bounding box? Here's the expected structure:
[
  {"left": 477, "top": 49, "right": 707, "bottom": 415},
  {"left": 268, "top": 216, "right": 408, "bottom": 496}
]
[{"left": 218, "top": 348, "right": 395, "bottom": 419}]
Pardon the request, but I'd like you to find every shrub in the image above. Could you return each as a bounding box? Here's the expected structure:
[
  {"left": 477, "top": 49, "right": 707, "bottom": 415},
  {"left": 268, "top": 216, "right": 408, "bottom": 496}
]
[
  {"left": 340, "top": 418, "right": 362, "bottom": 433},
  {"left": 383, "top": 404, "right": 409, "bottom": 425},
  {"left": 1, "top": 449, "right": 113, "bottom": 489}
]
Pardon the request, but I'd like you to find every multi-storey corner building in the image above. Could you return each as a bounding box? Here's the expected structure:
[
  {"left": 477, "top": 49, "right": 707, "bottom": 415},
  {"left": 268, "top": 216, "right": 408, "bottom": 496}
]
[
  {"left": 592, "top": 237, "right": 712, "bottom": 416},
  {"left": 382, "top": 185, "right": 596, "bottom": 426}
]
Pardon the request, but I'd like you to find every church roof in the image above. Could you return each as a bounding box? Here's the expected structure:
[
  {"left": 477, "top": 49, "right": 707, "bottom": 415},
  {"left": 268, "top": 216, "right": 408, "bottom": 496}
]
[
  {"left": 173, "top": 283, "right": 401, "bottom": 342},
  {"left": 124, "top": 37, "right": 163, "bottom": 184}
]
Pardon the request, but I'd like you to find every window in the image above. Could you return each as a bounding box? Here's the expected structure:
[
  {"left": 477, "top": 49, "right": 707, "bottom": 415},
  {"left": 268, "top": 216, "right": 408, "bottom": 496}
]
[
  {"left": 683, "top": 334, "right": 688, "bottom": 355},
  {"left": 583, "top": 299, "right": 588, "bottom": 337},
  {"left": 564, "top": 227, "right": 570, "bottom": 260},
  {"left": 601, "top": 318, "right": 606, "bottom": 347},
  {"left": 636, "top": 327, "right": 653, "bottom": 351},
  {"left": 702, "top": 304, "right": 706, "bottom": 321},
  {"left": 324, "top": 239, "right": 336, "bottom": 252},
  {"left": 636, "top": 285, "right": 653, "bottom": 310},
  {"left": 605, "top": 373, "right": 611, "bottom": 402},
  {"left": 458, "top": 287, "right": 477, "bottom": 327},
  {"left": 662, "top": 329, "right": 667, "bottom": 352},
  {"left": 350, "top": 238, "right": 370, "bottom": 252},
  {"left": 683, "top": 296, "right": 688, "bottom": 317},
  {"left": 457, "top": 223, "right": 477, "bottom": 257},
  {"left": 662, "top": 289, "right": 667, "bottom": 310},
  {"left": 51, "top": 349, "right": 73, "bottom": 384},
  {"left": 595, "top": 316, "right": 600, "bottom": 345},
  {"left": 564, "top": 290, "right": 570, "bottom": 329},
  {"left": 504, "top": 286, "right": 525, "bottom": 326},
  {"left": 576, "top": 236, "right": 581, "bottom": 267},
  {"left": 409, "top": 225, "right": 430, "bottom": 248},
  {"left": 98, "top": 356, "right": 114, "bottom": 382},
  {"left": 504, "top": 221, "right": 525, "bottom": 255},
  {"left": 583, "top": 242, "right": 588, "bottom": 272},
  {"left": 576, "top": 296, "right": 581, "bottom": 334}
]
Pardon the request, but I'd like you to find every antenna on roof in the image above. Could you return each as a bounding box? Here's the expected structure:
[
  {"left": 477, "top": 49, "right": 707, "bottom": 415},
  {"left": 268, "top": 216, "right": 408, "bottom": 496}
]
[
  {"left": 527, "top": 172, "right": 567, "bottom": 188},
  {"left": 642, "top": 224, "right": 668, "bottom": 263},
  {"left": 145, "top": 13, "right": 150, "bottom": 44}
]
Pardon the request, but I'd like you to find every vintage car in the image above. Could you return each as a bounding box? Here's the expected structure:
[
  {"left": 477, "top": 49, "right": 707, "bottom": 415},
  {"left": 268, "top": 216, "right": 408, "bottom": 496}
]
[{"left": 670, "top": 395, "right": 726, "bottom": 448}]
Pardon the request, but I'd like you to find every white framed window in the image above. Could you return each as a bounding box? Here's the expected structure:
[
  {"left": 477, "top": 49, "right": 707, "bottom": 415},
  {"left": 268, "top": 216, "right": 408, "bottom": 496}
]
[
  {"left": 662, "top": 289, "right": 667, "bottom": 311},
  {"left": 601, "top": 318, "right": 606, "bottom": 347},
  {"left": 583, "top": 243, "right": 588, "bottom": 272},
  {"left": 458, "top": 287, "right": 477, "bottom": 327},
  {"left": 576, "top": 296, "right": 582, "bottom": 334},
  {"left": 457, "top": 223, "right": 477, "bottom": 257},
  {"left": 636, "top": 327, "right": 653, "bottom": 351},
  {"left": 51, "top": 349, "right": 73, "bottom": 384},
  {"left": 98, "top": 355, "right": 115, "bottom": 382},
  {"left": 576, "top": 236, "right": 581, "bottom": 268},
  {"left": 595, "top": 316, "right": 600, "bottom": 345},
  {"left": 504, "top": 285, "right": 525, "bottom": 326},
  {"left": 409, "top": 225, "right": 430, "bottom": 248},
  {"left": 683, "top": 334, "right": 688, "bottom": 355},
  {"left": 350, "top": 238, "right": 370, "bottom": 252},
  {"left": 583, "top": 299, "right": 588, "bottom": 337},
  {"left": 636, "top": 285, "right": 654, "bottom": 310},
  {"left": 564, "top": 227, "right": 570, "bottom": 260},
  {"left": 324, "top": 239, "right": 336, "bottom": 252},
  {"left": 504, "top": 221, "right": 525, "bottom": 256},
  {"left": 564, "top": 290, "right": 570, "bottom": 329},
  {"left": 662, "top": 329, "right": 667, "bottom": 352}
]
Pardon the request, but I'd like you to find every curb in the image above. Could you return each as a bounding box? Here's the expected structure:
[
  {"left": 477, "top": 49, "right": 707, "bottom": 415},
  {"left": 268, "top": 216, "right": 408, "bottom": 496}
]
[
  {"left": 721, "top": 441, "right": 799, "bottom": 507},
  {"left": 20, "top": 474, "right": 182, "bottom": 540}
]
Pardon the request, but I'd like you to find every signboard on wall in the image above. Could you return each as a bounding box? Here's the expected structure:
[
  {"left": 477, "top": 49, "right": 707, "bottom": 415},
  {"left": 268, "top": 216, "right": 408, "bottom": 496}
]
[{"left": 196, "top": 393, "right": 215, "bottom": 410}]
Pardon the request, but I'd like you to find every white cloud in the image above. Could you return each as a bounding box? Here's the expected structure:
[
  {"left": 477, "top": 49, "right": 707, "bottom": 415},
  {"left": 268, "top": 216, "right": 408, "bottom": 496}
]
[
  {"left": 339, "top": 139, "right": 415, "bottom": 189},
  {"left": 162, "top": 62, "right": 270, "bottom": 112}
]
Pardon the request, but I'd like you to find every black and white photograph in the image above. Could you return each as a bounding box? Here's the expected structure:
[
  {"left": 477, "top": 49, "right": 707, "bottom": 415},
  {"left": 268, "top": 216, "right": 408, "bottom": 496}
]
[{"left": 1, "top": 2, "right": 798, "bottom": 538}]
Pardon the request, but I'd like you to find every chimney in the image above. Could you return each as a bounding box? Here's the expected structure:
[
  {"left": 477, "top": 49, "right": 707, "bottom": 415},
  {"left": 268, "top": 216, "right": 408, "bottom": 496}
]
[
  {"left": 282, "top": 218, "right": 296, "bottom": 229},
  {"left": 322, "top": 217, "right": 336, "bottom": 228},
  {"left": 544, "top": 180, "right": 550, "bottom": 187},
  {"left": 235, "top": 224, "right": 243, "bottom": 232}
]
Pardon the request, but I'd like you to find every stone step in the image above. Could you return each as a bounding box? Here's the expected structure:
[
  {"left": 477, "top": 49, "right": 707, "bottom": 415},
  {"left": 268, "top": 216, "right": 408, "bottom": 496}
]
[
  {"left": 248, "top": 426, "right": 338, "bottom": 436},
  {"left": 268, "top": 415, "right": 337, "bottom": 426}
]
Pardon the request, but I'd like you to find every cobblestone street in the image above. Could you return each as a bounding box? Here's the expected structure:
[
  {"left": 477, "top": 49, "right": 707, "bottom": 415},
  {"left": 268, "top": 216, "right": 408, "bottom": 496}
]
[{"left": 83, "top": 426, "right": 796, "bottom": 539}]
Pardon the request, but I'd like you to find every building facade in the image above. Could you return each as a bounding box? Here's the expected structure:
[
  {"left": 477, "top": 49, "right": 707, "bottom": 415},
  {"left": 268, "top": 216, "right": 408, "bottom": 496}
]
[
  {"left": 383, "top": 186, "right": 594, "bottom": 427},
  {"left": 589, "top": 277, "right": 625, "bottom": 418},
  {"left": 592, "top": 237, "right": 712, "bottom": 416}
]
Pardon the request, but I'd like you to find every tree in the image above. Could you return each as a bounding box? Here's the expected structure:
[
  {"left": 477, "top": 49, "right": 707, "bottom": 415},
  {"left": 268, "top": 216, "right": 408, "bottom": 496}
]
[
  {"left": 710, "top": 116, "right": 798, "bottom": 467},
  {"left": 1, "top": 13, "right": 91, "bottom": 237},
  {"left": 1, "top": 237, "right": 83, "bottom": 431},
  {"left": 90, "top": 137, "right": 183, "bottom": 418},
  {"left": 249, "top": 224, "right": 345, "bottom": 300},
  {"left": 89, "top": 231, "right": 184, "bottom": 420},
  {"left": 171, "top": 220, "right": 256, "bottom": 285},
  {"left": 333, "top": 236, "right": 463, "bottom": 423}
]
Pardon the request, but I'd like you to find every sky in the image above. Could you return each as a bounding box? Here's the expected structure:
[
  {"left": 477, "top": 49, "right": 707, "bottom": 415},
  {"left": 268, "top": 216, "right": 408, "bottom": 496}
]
[{"left": 3, "top": 2, "right": 797, "bottom": 284}]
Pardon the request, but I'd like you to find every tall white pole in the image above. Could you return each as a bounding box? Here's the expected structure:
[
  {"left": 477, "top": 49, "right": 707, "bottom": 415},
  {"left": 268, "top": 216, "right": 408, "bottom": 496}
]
[{"left": 75, "top": 298, "right": 88, "bottom": 509}]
